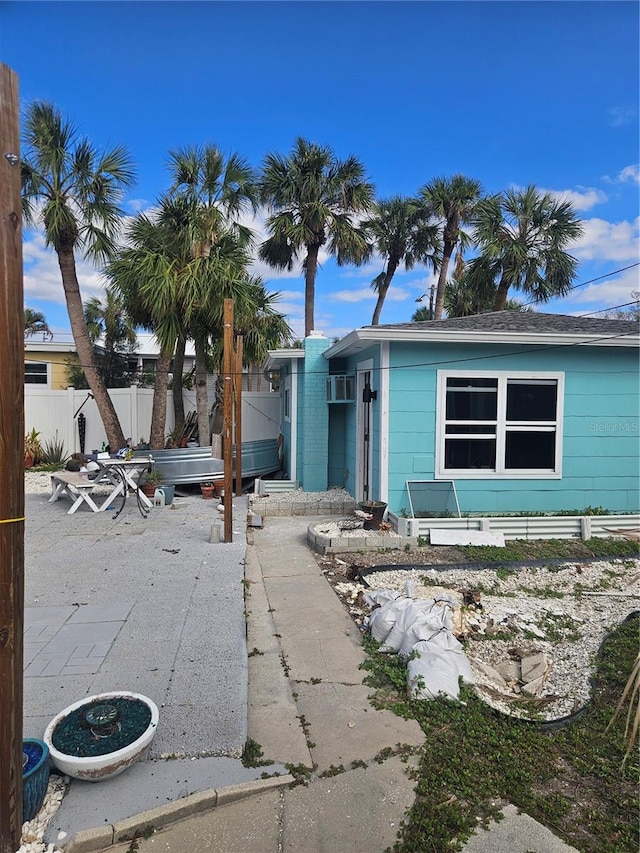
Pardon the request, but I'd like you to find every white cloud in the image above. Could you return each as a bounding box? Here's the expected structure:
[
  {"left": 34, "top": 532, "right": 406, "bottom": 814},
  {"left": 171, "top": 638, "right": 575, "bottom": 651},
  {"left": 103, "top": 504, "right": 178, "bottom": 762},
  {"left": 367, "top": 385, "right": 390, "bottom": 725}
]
[
  {"left": 618, "top": 164, "right": 640, "bottom": 185},
  {"left": 332, "top": 287, "right": 376, "bottom": 304},
  {"left": 126, "top": 198, "right": 149, "bottom": 213},
  {"left": 571, "top": 216, "right": 640, "bottom": 263},
  {"left": 560, "top": 266, "right": 640, "bottom": 311},
  {"left": 608, "top": 106, "right": 638, "bottom": 127},
  {"left": 541, "top": 187, "right": 608, "bottom": 212},
  {"left": 270, "top": 289, "right": 303, "bottom": 303},
  {"left": 23, "top": 230, "right": 109, "bottom": 305}
]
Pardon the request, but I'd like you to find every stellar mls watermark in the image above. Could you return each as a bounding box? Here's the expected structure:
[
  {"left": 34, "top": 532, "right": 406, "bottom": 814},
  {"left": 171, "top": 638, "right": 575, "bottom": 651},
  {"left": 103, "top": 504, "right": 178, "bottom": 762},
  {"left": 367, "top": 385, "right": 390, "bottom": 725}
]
[{"left": 589, "top": 422, "right": 638, "bottom": 433}]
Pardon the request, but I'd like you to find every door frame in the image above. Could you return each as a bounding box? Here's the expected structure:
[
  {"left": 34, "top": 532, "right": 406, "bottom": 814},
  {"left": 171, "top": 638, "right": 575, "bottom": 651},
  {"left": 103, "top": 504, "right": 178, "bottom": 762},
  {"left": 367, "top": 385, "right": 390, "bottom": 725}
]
[{"left": 356, "top": 359, "right": 374, "bottom": 502}]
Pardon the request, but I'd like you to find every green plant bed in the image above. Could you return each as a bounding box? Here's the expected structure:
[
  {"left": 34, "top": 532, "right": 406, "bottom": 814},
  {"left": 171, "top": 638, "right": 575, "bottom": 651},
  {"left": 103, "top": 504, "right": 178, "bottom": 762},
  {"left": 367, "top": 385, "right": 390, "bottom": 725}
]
[
  {"left": 461, "top": 537, "right": 639, "bottom": 564},
  {"left": 362, "top": 617, "right": 639, "bottom": 853}
]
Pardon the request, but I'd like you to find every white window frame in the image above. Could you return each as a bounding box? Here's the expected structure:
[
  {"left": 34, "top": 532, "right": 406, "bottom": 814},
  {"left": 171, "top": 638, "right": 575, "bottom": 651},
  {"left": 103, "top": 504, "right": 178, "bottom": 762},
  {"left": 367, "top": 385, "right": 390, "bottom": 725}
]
[
  {"left": 435, "top": 370, "right": 564, "bottom": 479},
  {"left": 283, "top": 374, "right": 291, "bottom": 423},
  {"left": 25, "top": 360, "right": 50, "bottom": 387}
]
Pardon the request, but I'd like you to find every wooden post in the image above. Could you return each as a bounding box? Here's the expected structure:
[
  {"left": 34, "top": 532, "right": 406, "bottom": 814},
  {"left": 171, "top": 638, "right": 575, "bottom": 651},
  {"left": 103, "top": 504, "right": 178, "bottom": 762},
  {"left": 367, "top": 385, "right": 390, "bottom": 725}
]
[
  {"left": 0, "top": 63, "right": 24, "bottom": 853},
  {"left": 222, "top": 300, "right": 233, "bottom": 543},
  {"left": 234, "top": 336, "right": 243, "bottom": 498}
]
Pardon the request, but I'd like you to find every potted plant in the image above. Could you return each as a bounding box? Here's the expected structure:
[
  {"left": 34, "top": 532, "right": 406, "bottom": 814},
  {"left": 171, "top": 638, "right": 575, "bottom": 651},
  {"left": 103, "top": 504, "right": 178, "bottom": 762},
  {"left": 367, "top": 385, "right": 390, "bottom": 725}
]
[
  {"left": 24, "top": 428, "right": 43, "bottom": 468},
  {"left": 358, "top": 500, "right": 387, "bottom": 530},
  {"left": 22, "top": 738, "right": 50, "bottom": 822},
  {"left": 200, "top": 481, "right": 216, "bottom": 500},
  {"left": 140, "top": 468, "right": 162, "bottom": 498},
  {"left": 358, "top": 500, "right": 387, "bottom": 519}
]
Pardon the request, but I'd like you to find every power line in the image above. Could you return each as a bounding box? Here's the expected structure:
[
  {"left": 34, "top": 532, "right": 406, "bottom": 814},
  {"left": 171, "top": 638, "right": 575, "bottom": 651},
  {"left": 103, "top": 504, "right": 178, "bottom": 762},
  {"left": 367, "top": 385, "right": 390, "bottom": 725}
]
[
  {"left": 36, "top": 314, "right": 638, "bottom": 380},
  {"left": 543, "top": 261, "right": 638, "bottom": 297}
]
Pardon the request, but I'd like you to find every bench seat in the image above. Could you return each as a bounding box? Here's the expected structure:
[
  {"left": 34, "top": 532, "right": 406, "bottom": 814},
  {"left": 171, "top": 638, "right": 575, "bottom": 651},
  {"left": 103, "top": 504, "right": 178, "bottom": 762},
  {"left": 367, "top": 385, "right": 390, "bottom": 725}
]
[{"left": 49, "top": 472, "right": 105, "bottom": 514}]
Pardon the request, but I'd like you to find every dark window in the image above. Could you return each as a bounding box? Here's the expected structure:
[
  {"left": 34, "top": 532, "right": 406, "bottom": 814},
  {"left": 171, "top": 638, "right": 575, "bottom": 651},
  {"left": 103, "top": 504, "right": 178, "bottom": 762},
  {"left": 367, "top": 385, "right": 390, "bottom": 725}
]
[
  {"left": 25, "top": 362, "right": 48, "bottom": 384},
  {"left": 505, "top": 431, "right": 556, "bottom": 469},
  {"left": 446, "top": 378, "right": 497, "bottom": 420},
  {"left": 506, "top": 380, "right": 557, "bottom": 422},
  {"left": 441, "top": 374, "right": 561, "bottom": 474},
  {"left": 445, "top": 438, "right": 496, "bottom": 470}
]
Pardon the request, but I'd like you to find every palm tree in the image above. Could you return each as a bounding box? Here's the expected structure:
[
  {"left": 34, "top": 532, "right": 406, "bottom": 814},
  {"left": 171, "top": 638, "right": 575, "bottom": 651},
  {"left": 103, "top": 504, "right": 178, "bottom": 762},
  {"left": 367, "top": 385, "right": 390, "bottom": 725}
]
[
  {"left": 168, "top": 147, "right": 259, "bottom": 444},
  {"left": 84, "top": 290, "right": 137, "bottom": 387},
  {"left": 411, "top": 305, "right": 432, "bottom": 322},
  {"left": 418, "top": 175, "right": 483, "bottom": 320},
  {"left": 168, "top": 144, "right": 258, "bottom": 254},
  {"left": 24, "top": 308, "right": 52, "bottom": 339},
  {"left": 444, "top": 271, "right": 529, "bottom": 317},
  {"left": 470, "top": 186, "right": 583, "bottom": 310},
  {"left": 21, "top": 101, "right": 135, "bottom": 450},
  {"left": 361, "top": 196, "right": 440, "bottom": 325},
  {"left": 259, "top": 137, "right": 374, "bottom": 336},
  {"left": 107, "top": 200, "right": 189, "bottom": 449},
  {"left": 109, "top": 141, "right": 259, "bottom": 448}
]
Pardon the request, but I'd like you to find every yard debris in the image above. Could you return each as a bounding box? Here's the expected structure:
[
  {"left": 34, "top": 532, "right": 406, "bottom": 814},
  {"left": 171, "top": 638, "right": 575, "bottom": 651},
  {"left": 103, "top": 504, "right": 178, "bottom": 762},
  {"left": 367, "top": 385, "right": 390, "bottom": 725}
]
[{"left": 322, "top": 554, "right": 640, "bottom": 721}]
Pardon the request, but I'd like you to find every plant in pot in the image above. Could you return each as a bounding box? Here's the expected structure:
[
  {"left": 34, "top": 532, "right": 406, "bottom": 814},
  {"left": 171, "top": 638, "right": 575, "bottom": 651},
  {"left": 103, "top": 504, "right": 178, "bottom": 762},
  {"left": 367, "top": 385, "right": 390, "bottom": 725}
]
[
  {"left": 200, "top": 481, "right": 216, "bottom": 500},
  {"left": 140, "top": 468, "right": 162, "bottom": 498},
  {"left": 358, "top": 499, "right": 387, "bottom": 529},
  {"left": 24, "top": 428, "right": 43, "bottom": 468}
]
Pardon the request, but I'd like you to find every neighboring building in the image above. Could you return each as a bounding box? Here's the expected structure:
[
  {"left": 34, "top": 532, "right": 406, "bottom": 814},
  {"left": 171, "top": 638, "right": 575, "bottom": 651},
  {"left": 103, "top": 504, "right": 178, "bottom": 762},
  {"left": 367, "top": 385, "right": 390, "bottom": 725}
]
[
  {"left": 24, "top": 334, "right": 198, "bottom": 390},
  {"left": 265, "top": 313, "right": 640, "bottom": 516},
  {"left": 24, "top": 339, "right": 78, "bottom": 389}
]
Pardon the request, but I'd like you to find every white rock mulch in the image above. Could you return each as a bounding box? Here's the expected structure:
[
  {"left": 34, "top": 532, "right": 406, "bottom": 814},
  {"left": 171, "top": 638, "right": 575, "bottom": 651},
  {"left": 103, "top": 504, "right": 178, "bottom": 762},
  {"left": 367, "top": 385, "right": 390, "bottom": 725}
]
[
  {"left": 335, "top": 558, "right": 640, "bottom": 721},
  {"left": 19, "top": 774, "right": 67, "bottom": 853}
]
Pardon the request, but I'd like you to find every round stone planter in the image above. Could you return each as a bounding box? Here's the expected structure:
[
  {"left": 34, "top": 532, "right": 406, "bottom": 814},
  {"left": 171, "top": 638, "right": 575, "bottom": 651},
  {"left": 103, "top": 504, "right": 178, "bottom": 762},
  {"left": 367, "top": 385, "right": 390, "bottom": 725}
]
[
  {"left": 23, "top": 738, "right": 50, "bottom": 822},
  {"left": 43, "top": 691, "right": 159, "bottom": 782}
]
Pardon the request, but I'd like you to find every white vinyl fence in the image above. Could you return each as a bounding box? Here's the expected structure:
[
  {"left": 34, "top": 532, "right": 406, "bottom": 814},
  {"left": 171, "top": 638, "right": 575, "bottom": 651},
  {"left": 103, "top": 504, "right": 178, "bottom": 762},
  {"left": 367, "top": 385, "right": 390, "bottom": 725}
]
[{"left": 24, "top": 386, "right": 280, "bottom": 455}]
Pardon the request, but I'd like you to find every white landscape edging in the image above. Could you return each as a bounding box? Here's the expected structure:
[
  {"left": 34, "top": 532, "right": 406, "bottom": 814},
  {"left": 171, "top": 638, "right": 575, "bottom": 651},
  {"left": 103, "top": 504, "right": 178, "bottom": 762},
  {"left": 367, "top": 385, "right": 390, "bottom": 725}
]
[{"left": 388, "top": 512, "right": 640, "bottom": 541}]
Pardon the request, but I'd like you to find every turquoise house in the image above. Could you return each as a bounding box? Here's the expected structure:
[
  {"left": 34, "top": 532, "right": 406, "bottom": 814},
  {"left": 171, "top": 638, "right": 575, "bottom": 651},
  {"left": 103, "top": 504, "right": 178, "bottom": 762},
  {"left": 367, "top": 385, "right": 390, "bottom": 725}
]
[{"left": 264, "top": 313, "right": 640, "bottom": 516}]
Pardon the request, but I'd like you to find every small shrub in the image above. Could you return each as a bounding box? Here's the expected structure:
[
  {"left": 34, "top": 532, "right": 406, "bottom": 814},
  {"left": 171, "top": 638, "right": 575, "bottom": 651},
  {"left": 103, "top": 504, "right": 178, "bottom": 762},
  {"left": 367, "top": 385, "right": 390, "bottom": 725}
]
[{"left": 41, "top": 431, "right": 67, "bottom": 465}]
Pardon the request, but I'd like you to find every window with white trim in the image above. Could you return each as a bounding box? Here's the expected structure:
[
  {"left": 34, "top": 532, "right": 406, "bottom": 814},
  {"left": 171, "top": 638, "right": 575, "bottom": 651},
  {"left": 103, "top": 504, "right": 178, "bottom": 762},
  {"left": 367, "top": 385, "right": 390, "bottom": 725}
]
[
  {"left": 283, "top": 375, "right": 291, "bottom": 422},
  {"left": 25, "top": 361, "right": 49, "bottom": 385},
  {"left": 436, "top": 371, "right": 563, "bottom": 478}
]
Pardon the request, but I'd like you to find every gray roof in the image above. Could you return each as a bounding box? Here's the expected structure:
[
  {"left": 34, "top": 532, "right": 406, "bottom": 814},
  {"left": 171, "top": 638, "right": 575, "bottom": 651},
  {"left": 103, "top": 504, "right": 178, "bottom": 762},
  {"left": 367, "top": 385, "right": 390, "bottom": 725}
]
[{"left": 365, "top": 311, "right": 639, "bottom": 336}]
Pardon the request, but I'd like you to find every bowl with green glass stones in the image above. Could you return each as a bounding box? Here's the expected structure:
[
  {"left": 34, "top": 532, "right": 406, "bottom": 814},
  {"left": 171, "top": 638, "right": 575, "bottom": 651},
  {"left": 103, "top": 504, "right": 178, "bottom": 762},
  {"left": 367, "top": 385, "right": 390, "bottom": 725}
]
[{"left": 43, "top": 691, "right": 159, "bottom": 781}]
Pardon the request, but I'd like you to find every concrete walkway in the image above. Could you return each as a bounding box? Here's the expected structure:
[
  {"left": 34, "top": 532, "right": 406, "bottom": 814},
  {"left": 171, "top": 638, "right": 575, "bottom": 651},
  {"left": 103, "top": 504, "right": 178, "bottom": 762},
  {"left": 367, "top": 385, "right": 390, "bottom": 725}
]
[{"left": 24, "top": 492, "right": 578, "bottom": 852}]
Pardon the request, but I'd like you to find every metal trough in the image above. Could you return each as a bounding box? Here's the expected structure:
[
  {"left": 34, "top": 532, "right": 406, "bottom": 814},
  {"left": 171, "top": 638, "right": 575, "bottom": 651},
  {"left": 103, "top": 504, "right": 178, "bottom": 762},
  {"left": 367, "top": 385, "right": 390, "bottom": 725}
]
[{"left": 133, "top": 438, "right": 281, "bottom": 486}]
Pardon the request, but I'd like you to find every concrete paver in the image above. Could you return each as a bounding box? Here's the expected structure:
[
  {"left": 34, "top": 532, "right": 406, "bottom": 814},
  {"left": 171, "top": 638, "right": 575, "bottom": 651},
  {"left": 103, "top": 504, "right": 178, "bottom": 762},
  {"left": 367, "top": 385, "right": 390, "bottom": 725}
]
[
  {"left": 107, "top": 790, "right": 283, "bottom": 853},
  {"left": 23, "top": 497, "right": 581, "bottom": 853}
]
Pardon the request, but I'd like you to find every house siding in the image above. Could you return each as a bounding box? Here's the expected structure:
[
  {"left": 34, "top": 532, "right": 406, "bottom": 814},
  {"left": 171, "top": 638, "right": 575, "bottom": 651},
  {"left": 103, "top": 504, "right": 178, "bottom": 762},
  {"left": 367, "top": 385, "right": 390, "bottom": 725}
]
[
  {"left": 322, "top": 340, "right": 637, "bottom": 515},
  {"left": 379, "top": 341, "right": 639, "bottom": 515},
  {"left": 25, "top": 352, "right": 70, "bottom": 389}
]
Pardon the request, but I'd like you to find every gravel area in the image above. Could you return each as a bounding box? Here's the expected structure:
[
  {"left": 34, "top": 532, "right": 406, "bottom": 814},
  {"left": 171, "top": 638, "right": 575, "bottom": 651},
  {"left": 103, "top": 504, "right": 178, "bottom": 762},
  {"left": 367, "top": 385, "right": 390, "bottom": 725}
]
[
  {"left": 20, "top": 474, "right": 640, "bottom": 847},
  {"left": 321, "top": 556, "right": 640, "bottom": 721}
]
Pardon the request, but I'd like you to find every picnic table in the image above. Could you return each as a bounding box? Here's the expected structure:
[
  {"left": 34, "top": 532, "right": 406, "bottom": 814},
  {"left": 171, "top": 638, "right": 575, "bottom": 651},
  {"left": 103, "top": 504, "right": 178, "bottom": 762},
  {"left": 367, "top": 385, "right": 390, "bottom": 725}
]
[
  {"left": 49, "top": 457, "right": 154, "bottom": 517},
  {"left": 97, "top": 457, "right": 154, "bottom": 518}
]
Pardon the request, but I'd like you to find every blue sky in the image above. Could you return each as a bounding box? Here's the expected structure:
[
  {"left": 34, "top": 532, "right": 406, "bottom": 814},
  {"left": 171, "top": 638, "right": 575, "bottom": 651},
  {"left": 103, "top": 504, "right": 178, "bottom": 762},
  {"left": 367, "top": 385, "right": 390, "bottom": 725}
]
[{"left": 3, "top": 0, "right": 639, "bottom": 342}]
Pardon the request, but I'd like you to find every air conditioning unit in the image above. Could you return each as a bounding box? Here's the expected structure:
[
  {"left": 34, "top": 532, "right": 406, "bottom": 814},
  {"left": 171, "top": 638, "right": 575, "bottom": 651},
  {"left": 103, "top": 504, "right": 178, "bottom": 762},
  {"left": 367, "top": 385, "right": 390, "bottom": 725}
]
[{"left": 326, "top": 374, "right": 355, "bottom": 403}]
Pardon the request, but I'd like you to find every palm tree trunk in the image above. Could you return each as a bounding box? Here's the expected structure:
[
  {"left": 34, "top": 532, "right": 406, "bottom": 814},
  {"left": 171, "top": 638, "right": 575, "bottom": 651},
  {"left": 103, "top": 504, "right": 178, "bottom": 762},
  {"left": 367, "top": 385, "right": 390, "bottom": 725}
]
[
  {"left": 149, "top": 349, "right": 172, "bottom": 449},
  {"left": 210, "top": 374, "right": 224, "bottom": 436},
  {"left": 194, "top": 335, "right": 210, "bottom": 447},
  {"left": 371, "top": 261, "right": 398, "bottom": 325},
  {"left": 493, "top": 277, "right": 511, "bottom": 311},
  {"left": 433, "top": 241, "right": 454, "bottom": 321},
  {"left": 57, "top": 248, "right": 126, "bottom": 450},
  {"left": 172, "top": 333, "right": 186, "bottom": 437},
  {"left": 304, "top": 244, "right": 320, "bottom": 337}
]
